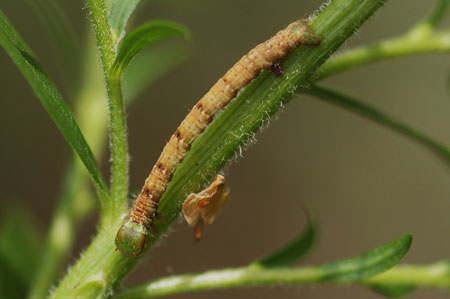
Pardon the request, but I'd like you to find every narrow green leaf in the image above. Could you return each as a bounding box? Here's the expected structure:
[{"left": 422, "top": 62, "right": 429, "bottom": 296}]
[
  {"left": 110, "top": 0, "right": 142, "bottom": 40},
  {"left": 114, "top": 235, "right": 413, "bottom": 298},
  {"left": 0, "top": 10, "right": 109, "bottom": 198},
  {"left": 253, "top": 211, "right": 316, "bottom": 268},
  {"left": 319, "top": 234, "right": 412, "bottom": 281},
  {"left": 112, "top": 20, "right": 191, "bottom": 74},
  {"left": 306, "top": 85, "right": 450, "bottom": 167},
  {"left": 371, "top": 283, "right": 416, "bottom": 297}
]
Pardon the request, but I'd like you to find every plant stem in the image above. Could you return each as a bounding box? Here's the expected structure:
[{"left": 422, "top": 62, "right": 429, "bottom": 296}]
[
  {"left": 151, "top": 0, "right": 389, "bottom": 251},
  {"left": 87, "top": 0, "right": 115, "bottom": 70},
  {"left": 88, "top": 0, "right": 129, "bottom": 219},
  {"left": 30, "top": 39, "right": 189, "bottom": 299},
  {"left": 366, "top": 261, "right": 450, "bottom": 287},
  {"left": 114, "top": 262, "right": 450, "bottom": 298},
  {"left": 104, "top": 73, "right": 129, "bottom": 218},
  {"left": 50, "top": 0, "right": 387, "bottom": 297},
  {"left": 318, "top": 28, "right": 450, "bottom": 80}
]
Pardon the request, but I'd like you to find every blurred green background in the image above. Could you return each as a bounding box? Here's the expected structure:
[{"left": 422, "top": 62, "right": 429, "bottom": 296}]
[{"left": 1, "top": 0, "right": 449, "bottom": 298}]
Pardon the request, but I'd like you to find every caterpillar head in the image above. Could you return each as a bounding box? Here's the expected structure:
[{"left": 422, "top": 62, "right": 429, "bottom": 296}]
[{"left": 115, "top": 216, "right": 148, "bottom": 258}]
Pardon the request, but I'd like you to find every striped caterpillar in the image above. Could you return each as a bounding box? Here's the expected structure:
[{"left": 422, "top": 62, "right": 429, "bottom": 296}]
[{"left": 115, "top": 19, "right": 320, "bottom": 257}]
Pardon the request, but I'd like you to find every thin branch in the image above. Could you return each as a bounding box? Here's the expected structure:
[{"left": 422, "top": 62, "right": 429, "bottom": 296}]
[
  {"left": 87, "top": 0, "right": 129, "bottom": 219},
  {"left": 115, "top": 261, "right": 450, "bottom": 299},
  {"left": 49, "top": 0, "right": 389, "bottom": 297},
  {"left": 317, "top": 29, "right": 450, "bottom": 80}
]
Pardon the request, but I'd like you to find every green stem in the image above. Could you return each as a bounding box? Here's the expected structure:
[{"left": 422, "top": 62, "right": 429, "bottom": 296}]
[
  {"left": 366, "top": 261, "right": 450, "bottom": 287},
  {"left": 87, "top": 0, "right": 115, "bottom": 70},
  {"left": 115, "top": 266, "right": 322, "bottom": 298},
  {"left": 88, "top": 0, "right": 129, "bottom": 219},
  {"left": 318, "top": 28, "right": 450, "bottom": 80},
  {"left": 150, "top": 0, "right": 389, "bottom": 252},
  {"left": 104, "top": 73, "right": 129, "bottom": 218},
  {"left": 114, "top": 262, "right": 450, "bottom": 298},
  {"left": 50, "top": 0, "right": 387, "bottom": 297},
  {"left": 29, "top": 36, "right": 188, "bottom": 299}
]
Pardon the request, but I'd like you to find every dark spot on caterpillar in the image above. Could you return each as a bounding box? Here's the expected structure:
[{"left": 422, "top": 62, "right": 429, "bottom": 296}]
[
  {"left": 175, "top": 131, "right": 181, "bottom": 138},
  {"left": 271, "top": 61, "right": 284, "bottom": 77},
  {"left": 157, "top": 163, "right": 163, "bottom": 169},
  {"left": 197, "top": 103, "right": 203, "bottom": 110}
]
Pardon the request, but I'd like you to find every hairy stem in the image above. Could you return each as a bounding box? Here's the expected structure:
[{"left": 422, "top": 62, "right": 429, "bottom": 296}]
[
  {"left": 104, "top": 73, "right": 129, "bottom": 219},
  {"left": 151, "top": 0, "right": 389, "bottom": 251},
  {"left": 318, "top": 28, "right": 450, "bottom": 80},
  {"left": 366, "top": 261, "right": 450, "bottom": 288},
  {"left": 88, "top": 0, "right": 129, "bottom": 219},
  {"left": 50, "top": 0, "right": 387, "bottom": 297},
  {"left": 115, "top": 261, "right": 450, "bottom": 298}
]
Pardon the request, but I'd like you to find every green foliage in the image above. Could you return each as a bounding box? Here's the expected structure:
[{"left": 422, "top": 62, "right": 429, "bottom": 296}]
[
  {"left": 154, "top": 0, "right": 389, "bottom": 259},
  {"left": 115, "top": 234, "right": 412, "bottom": 298},
  {"left": 371, "top": 283, "right": 416, "bottom": 297},
  {"left": 0, "top": 10, "right": 109, "bottom": 200},
  {"left": 0, "top": 0, "right": 450, "bottom": 298},
  {"left": 111, "top": 20, "right": 191, "bottom": 74},
  {"left": 110, "top": 0, "right": 142, "bottom": 40},
  {"left": 319, "top": 234, "right": 412, "bottom": 281}
]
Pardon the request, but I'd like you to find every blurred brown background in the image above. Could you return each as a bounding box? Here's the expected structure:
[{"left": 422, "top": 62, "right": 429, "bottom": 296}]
[{"left": 1, "top": 0, "right": 450, "bottom": 298}]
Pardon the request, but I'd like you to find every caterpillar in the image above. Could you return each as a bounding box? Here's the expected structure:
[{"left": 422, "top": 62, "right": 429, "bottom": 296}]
[{"left": 115, "top": 19, "right": 320, "bottom": 258}]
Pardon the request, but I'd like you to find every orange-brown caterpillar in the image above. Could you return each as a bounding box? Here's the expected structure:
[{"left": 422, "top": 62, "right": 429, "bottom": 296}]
[{"left": 115, "top": 19, "right": 320, "bottom": 257}]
